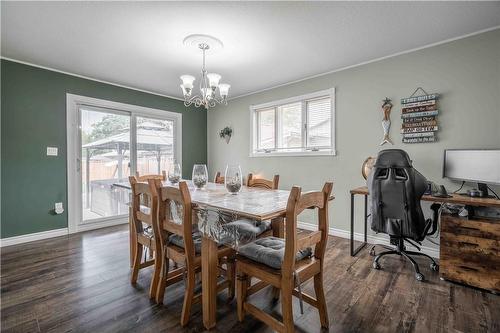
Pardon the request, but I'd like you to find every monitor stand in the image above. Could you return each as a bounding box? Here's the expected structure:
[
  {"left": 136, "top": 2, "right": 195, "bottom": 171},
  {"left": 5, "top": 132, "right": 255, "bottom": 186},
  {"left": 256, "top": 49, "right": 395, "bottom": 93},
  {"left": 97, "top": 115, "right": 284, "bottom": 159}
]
[{"left": 477, "top": 183, "right": 496, "bottom": 198}]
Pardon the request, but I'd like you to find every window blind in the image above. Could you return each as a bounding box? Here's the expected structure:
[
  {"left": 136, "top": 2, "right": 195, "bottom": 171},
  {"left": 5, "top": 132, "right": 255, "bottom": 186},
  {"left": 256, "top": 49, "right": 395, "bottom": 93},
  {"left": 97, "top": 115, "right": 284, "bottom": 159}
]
[{"left": 307, "top": 97, "right": 331, "bottom": 147}]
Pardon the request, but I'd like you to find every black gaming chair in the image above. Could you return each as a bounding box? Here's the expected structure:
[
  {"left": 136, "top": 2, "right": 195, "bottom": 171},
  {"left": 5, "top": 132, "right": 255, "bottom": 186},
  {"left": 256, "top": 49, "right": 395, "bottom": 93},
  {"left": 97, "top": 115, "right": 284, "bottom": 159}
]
[{"left": 367, "top": 149, "right": 440, "bottom": 281}]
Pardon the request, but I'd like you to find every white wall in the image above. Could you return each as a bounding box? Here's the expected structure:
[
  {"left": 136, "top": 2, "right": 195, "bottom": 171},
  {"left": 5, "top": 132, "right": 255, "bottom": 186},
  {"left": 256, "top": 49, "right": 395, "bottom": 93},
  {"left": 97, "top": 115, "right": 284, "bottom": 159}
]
[{"left": 207, "top": 29, "right": 500, "bottom": 251}]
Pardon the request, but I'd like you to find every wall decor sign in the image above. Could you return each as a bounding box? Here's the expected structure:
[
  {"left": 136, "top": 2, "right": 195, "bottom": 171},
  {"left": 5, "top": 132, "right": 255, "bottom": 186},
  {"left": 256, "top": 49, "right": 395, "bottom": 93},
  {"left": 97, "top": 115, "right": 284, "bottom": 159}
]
[{"left": 401, "top": 87, "right": 440, "bottom": 144}]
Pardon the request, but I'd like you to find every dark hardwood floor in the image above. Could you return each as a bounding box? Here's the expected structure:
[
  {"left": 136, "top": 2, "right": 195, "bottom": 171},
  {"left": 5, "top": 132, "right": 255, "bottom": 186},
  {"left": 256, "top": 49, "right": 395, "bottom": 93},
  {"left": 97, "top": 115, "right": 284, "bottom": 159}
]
[{"left": 1, "top": 225, "right": 498, "bottom": 333}]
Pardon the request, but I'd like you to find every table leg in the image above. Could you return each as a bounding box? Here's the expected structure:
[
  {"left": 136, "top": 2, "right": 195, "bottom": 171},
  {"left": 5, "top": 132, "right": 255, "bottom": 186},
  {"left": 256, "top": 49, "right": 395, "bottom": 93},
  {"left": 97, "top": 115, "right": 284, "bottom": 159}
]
[
  {"left": 202, "top": 236, "right": 218, "bottom": 330},
  {"left": 350, "top": 193, "right": 368, "bottom": 256},
  {"left": 129, "top": 206, "right": 136, "bottom": 268},
  {"left": 271, "top": 216, "right": 284, "bottom": 238},
  {"left": 364, "top": 194, "right": 368, "bottom": 244}
]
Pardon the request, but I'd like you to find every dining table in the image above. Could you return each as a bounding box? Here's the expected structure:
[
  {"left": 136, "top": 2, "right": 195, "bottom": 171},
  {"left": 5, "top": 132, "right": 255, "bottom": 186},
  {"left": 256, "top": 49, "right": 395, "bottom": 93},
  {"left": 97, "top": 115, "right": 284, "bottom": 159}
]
[{"left": 113, "top": 180, "right": 292, "bottom": 330}]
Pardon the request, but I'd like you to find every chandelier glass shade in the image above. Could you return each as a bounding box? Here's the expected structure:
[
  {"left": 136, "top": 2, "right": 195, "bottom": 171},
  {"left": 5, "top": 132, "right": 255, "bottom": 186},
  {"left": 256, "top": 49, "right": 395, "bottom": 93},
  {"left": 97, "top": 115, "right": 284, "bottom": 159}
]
[{"left": 180, "top": 42, "right": 230, "bottom": 109}]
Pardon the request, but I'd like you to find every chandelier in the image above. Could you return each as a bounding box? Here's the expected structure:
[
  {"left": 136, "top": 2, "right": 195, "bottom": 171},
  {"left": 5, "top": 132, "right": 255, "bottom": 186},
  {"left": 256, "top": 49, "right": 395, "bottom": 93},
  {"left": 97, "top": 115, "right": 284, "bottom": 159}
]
[{"left": 180, "top": 34, "right": 230, "bottom": 109}]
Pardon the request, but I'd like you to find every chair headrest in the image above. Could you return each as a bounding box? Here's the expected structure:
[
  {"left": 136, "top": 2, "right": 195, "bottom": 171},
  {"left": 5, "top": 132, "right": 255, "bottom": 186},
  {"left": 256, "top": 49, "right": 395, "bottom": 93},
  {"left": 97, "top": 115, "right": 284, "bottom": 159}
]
[{"left": 374, "top": 149, "right": 412, "bottom": 168}]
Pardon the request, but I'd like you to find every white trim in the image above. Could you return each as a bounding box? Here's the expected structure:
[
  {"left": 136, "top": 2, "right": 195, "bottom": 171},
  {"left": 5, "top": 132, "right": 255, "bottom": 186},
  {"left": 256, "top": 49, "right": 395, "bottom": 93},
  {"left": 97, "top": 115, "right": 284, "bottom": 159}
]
[
  {"left": 66, "top": 93, "right": 182, "bottom": 234},
  {"left": 250, "top": 150, "right": 336, "bottom": 158},
  {"left": 1, "top": 57, "right": 184, "bottom": 101},
  {"left": 249, "top": 88, "right": 336, "bottom": 157},
  {"left": 230, "top": 26, "right": 500, "bottom": 100},
  {"left": 0, "top": 228, "right": 68, "bottom": 247},
  {"left": 297, "top": 221, "right": 440, "bottom": 259}
]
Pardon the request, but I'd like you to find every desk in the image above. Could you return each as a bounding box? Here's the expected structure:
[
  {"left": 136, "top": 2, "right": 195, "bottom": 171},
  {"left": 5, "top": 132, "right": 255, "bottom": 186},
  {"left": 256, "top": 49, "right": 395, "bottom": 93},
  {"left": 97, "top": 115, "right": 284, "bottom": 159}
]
[
  {"left": 350, "top": 186, "right": 500, "bottom": 256},
  {"left": 350, "top": 185, "right": 500, "bottom": 293}
]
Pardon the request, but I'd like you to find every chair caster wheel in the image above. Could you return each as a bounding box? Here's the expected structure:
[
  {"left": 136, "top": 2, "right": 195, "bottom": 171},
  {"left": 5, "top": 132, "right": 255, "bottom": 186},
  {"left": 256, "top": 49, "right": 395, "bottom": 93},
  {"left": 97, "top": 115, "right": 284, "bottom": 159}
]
[
  {"left": 373, "top": 262, "right": 381, "bottom": 270},
  {"left": 415, "top": 273, "right": 425, "bottom": 281},
  {"left": 369, "top": 248, "right": 376, "bottom": 256},
  {"left": 430, "top": 263, "right": 439, "bottom": 272}
]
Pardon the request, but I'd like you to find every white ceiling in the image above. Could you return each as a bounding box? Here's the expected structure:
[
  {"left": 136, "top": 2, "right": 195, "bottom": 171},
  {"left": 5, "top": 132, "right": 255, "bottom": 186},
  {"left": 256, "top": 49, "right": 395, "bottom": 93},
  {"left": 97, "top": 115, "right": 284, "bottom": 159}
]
[{"left": 2, "top": 1, "right": 500, "bottom": 100}]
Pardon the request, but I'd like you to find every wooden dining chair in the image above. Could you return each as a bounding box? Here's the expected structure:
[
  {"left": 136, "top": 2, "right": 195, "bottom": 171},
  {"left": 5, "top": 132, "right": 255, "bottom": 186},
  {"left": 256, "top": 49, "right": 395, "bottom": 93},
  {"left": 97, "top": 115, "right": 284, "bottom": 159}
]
[
  {"left": 129, "top": 176, "right": 162, "bottom": 299},
  {"left": 247, "top": 173, "right": 279, "bottom": 189},
  {"left": 247, "top": 173, "right": 281, "bottom": 237},
  {"left": 149, "top": 179, "right": 236, "bottom": 326},
  {"left": 236, "top": 182, "right": 333, "bottom": 333},
  {"left": 135, "top": 170, "right": 166, "bottom": 181},
  {"left": 220, "top": 173, "right": 281, "bottom": 242},
  {"left": 214, "top": 171, "right": 225, "bottom": 184}
]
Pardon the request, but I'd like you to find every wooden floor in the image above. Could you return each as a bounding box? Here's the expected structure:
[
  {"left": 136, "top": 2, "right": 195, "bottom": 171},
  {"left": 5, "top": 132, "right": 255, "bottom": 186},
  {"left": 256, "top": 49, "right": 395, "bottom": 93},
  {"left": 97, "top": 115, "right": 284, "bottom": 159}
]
[{"left": 1, "top": 225, "right": 498, "bottom": 333}]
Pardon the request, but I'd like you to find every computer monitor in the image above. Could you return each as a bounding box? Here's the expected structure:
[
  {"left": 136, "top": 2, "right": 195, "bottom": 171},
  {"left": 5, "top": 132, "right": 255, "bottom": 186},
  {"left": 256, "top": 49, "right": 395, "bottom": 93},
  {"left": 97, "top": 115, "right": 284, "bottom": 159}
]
[{"left": 443, "top": 149, "right": 500, "bottom": 198}]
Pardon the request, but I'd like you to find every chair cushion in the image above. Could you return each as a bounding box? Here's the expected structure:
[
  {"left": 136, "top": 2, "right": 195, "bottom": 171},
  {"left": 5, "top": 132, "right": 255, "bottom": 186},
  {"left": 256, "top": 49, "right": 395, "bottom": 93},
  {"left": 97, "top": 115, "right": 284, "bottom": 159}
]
[
  {"left": 223, "top": 219, "right": 271, "bottom": 241},
  {"left": 168, "top": 231, "right": 203, "bottom": 253},
  {"left": 237, "top": 236, "right": 312, "bottom": 269},
  {"left": 168, "top": 225, "right": 223, "bottom": 254}
]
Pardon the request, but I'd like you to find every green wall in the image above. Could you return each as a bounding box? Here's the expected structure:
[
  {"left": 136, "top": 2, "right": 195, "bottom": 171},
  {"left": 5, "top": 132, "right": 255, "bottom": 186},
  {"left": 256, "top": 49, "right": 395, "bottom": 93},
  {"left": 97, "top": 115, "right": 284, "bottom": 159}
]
[{"left": 1, "top": 59, "right": 207, "bottom": 238}]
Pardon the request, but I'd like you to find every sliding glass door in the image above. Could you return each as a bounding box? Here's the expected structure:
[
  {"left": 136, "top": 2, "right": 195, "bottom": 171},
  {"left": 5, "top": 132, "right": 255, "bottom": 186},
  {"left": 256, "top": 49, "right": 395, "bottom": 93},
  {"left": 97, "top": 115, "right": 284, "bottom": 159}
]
[
  {"left": 72, "top": 99, "right": 181, "bottom": 229},
  {"left": 80, "top": 108, "right": 131, "bottom": 222}
]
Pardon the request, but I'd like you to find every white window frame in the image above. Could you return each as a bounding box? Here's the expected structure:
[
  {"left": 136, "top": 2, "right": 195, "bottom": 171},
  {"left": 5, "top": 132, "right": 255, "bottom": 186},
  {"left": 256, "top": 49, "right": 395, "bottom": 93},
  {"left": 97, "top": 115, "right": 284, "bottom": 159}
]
[
  {"left": 249, "top": 88, "right": 336, "bottom": 157},
  {"left": 66, "top": 93, "right": 182, "bottom": 233}
]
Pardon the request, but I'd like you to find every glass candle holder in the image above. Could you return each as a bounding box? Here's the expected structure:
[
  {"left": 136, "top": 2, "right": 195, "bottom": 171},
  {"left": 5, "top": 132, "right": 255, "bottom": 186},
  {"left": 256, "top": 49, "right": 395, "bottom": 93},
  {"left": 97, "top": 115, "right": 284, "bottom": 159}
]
[
  {"left": 168, "top": 163, "right": 182, "bottom": 184},
  {"left": 192, "top": 164, "right": 208, "bottom": 189},
  {"left": 225, "top": 165, "right": 242, "bottom": 194}
]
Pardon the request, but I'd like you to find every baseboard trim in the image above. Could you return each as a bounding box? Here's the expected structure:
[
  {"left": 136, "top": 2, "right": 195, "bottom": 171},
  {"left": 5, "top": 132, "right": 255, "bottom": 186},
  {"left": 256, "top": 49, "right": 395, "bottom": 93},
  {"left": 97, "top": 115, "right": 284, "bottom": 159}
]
[
  {"left": 297, "top": 221, "right": 439, "bottom": 259},
  {"left": 75, "top": 218, "right": 128, "bottom": 233},
  {"left": 0, "top": 219, "right": 438, "bottom": 258},
  {"left": 0, "top": 218, "right": 129, "bottom": 247},
  {"left": 0, "top": 228, "right": 69, "bottom": 247}
]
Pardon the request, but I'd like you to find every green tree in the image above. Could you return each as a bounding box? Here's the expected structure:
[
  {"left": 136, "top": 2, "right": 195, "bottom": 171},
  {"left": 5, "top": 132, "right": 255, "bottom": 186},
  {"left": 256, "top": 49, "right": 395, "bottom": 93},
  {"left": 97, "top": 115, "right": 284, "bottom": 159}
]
[{"left": 85, "top": 114, "right": 129, "bottom": 144}]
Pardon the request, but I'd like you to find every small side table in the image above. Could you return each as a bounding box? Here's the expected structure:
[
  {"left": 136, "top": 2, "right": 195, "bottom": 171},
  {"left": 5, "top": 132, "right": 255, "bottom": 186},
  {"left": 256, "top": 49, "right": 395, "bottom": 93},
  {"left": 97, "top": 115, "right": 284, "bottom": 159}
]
[{"left": 350, "top": 187, "right": 369, "bottom": 256}]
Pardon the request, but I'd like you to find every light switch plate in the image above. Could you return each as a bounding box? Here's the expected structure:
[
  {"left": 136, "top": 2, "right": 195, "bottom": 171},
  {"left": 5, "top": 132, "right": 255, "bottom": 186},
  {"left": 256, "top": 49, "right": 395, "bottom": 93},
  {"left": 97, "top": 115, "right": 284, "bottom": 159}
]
[{"left": 47, "top": 147, "right": 58, "bottom": 156}]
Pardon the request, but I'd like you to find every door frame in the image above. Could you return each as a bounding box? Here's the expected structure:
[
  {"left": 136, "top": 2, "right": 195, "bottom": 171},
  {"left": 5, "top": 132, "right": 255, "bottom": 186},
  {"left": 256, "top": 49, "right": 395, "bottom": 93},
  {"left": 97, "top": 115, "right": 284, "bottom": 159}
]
[{"left": 66, "top": 93, "right": 182, "bottom": 234}]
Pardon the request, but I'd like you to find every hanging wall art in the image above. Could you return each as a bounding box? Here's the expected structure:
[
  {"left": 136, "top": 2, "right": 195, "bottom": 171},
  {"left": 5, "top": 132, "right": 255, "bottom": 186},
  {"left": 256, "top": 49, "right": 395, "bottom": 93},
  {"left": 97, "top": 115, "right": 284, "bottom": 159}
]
[
  {"left": 380, "top": 97, "right": 394, "bottom": 146},
  {"left": 401, "top": 87, "right": 440, "bottom": 144}
]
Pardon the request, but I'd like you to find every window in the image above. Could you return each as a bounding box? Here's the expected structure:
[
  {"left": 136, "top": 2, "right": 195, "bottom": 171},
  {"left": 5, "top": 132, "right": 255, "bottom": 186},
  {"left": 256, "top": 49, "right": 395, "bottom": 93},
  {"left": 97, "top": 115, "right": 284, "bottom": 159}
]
[{"left": 250, "top": 88, "right": 335, "bottom": 156}]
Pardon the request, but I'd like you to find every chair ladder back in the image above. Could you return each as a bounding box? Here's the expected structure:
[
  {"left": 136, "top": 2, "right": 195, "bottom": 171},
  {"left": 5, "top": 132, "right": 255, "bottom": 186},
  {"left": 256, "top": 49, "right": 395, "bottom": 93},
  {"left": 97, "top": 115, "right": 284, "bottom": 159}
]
[
  {"left": 135, "top": 170, "right": 166, "bottom": 182},
  {"left": 283, "top": 186, "right": 302, "bottom": 276},
  {"left": 315, "top": 182, "right": 333, "bottom": 260},
  {"left": 214, "top": 171, "right": 225, "bottom": 184},
  {"left": 148, "top": 179, "right": 167, "bottom": 246},
  {"left": 159, "top": 181, "right": 196, "bottom": 260},
  {"left": 295, "top": 192, "right": 325, "bottom": 215},
  {"left": 129, "top": 176, "right": 156, "bottom": 233},
  {"left": 247, "top": 173, "right": 280, "bottom": 190},
  {"left": 283, "top": 183, "right": 333, "bottom": 268}
]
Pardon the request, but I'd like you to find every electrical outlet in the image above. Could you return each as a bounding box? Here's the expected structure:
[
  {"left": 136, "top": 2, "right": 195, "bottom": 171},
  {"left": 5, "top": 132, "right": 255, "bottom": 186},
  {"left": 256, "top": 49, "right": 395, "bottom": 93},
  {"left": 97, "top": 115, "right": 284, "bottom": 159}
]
[
  {"left": 55, "top": 202, "right": 64, "bottom": 214},
  {"left": 47, "top": 147, "right": 58, "bottom": 156}
]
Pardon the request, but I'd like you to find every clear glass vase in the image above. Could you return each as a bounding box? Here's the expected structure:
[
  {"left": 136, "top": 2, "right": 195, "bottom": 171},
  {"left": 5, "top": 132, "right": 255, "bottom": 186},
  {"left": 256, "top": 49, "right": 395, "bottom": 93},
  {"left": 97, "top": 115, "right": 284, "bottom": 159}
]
[
  {"left": 225, "top": 165, "right": 242, "bottom": 194},
  {"left": 192, "top": 164, "right": 208, "bottom": 189},
  {"left": 168, "top": 163, "right": 182, "bottom": 184}
]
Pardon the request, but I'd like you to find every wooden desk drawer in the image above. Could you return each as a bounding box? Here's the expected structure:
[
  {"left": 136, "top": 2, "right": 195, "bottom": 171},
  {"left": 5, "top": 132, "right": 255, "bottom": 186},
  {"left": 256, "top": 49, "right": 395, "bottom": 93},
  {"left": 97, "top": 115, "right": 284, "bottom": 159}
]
[
  {"left": 439, "top": 214, "right": 500, "bottom": 293},
  {"left": 441, "top": 215, "right": 500, "bottom": 240}
]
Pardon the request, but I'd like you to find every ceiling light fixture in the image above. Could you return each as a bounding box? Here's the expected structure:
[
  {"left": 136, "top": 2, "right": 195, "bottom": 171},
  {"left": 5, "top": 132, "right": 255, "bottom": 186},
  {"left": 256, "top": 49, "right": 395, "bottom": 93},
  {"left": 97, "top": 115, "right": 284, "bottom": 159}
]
[{"left": 180, "top": 34, "right": 230, "bottom": 109}]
